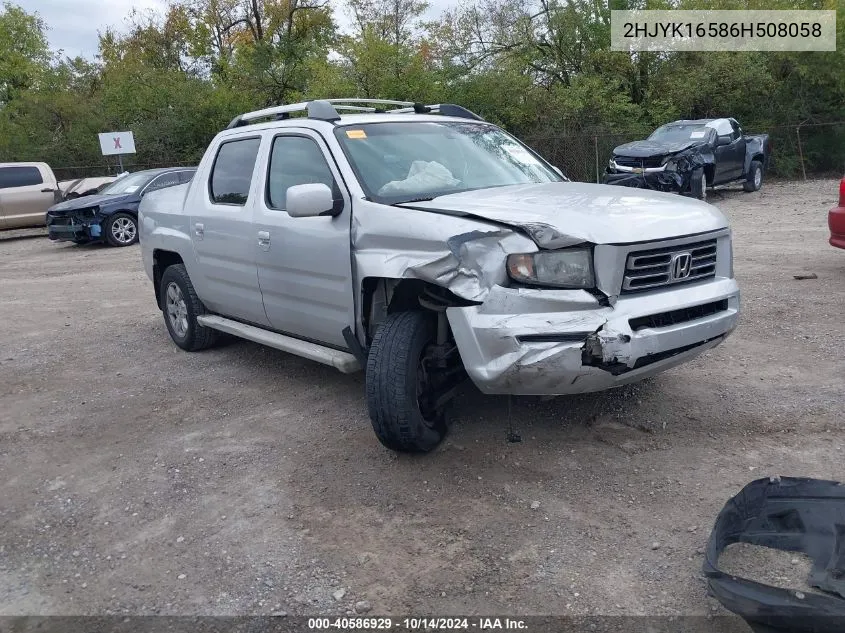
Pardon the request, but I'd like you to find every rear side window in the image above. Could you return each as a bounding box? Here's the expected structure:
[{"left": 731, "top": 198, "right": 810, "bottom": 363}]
[
  {"left": 267, "top": 136, "right": 336, "bottom": 210},
  {"left": 210, "top": 138, "right": 261, "bottom": 205},
  {"left": 178, "top": 170, "right": 196, "bottom": 184},
  {"left": 146, "top": 172, "right": 181, "bottom": 193},
  {"left": 0, "top": 166, "right": 43, "bottom": 189}
]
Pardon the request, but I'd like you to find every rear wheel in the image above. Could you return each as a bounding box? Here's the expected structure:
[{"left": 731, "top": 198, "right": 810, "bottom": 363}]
[
  {"left": 366, "top": 311, "right": 448, "bottom": 453},
  {"left": 105, "top": 212, "right": 138, "bottom": 247},
  {"left": 744, "top": 160, "right": 763, "bottom": 192},
  {"left": 159, "top": 264, "right": 218, "bottom": 351}
]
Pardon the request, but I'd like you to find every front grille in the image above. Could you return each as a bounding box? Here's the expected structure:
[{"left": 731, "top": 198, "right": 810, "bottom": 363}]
[
  {"left": 614, "top": 156, "right": 664, "bottom": 169},
  {"left": 622, "top": 239, "right": 717, "bottom": 293},
  {"left": 629, "top": 299, "right": 728, "bottom": 331}
]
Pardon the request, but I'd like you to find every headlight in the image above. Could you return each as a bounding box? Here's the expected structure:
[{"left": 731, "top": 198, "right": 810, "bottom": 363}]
[{"left": 507, "top": 248, "right": 595, "bottom": 289}]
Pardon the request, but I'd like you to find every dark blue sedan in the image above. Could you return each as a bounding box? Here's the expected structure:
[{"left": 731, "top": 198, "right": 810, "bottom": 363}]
[{"left": 46, "top": 167, "right": 196, "bottom": 246}]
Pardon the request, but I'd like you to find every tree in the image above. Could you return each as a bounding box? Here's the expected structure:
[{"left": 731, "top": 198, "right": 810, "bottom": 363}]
[{"left": 0, "top": 2, "right": 51, "bottom": 105}]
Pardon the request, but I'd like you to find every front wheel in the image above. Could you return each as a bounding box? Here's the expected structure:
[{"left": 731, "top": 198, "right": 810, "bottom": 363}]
[
  {"left": 743, "top": 160, "right": 763, "bottom": 192},
  {"left": 366, "top": 311, "right": 448, "bottom": 453},
  {"left": 105, "top": 212, "right": 138, "bottom": 247}
]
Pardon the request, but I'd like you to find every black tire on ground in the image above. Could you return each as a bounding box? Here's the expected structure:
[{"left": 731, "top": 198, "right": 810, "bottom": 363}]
[
  {"left": 159, "top": 264, "right": 219, "bottom": 352},
  {"left": 744, "top": 160, "right": 763, "bottom": 192},
  {"left": 104, "top": 212, "right": 138, "bottom": 247},
  {"left": 366, "top": 311, "right": 448, "bottom": 453},
  {"left": 690, "top": 168, "right": 707, "bottom": 200}
]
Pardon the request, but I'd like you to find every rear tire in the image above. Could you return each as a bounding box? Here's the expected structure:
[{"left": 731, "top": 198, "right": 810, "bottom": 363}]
[
  {"left": 159, "top": 264, "right": 218, "bottom": 351},
  {"left": 744, "top": 160, "right": 763, "bottom": 192},
  {"left": 105, "top": 212, "right": 138, "bottom": 247},
  {"left": 366, "top": 311, "right": 448, "bottom": 453},
  {"left": 690, "top": 168, "right": 707, "bottom": 200}
]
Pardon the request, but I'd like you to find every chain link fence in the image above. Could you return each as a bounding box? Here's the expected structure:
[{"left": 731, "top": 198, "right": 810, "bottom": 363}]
[
  {"left": 524, "top": 122, "right": 845, "bottom": 183},
  {"left": 52, "top": 122, "right": 845, "bottom": 184},
  {"left": 52, "top": 161, "right": 197, "bottom": 183}
]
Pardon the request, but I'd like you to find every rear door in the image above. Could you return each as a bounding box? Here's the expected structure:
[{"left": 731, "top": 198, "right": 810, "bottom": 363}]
[
  {"left": 254, "top": 130, "right": 354, "bottom": 348},
  {"left": 187, "top": 136, "right": 270, "bottom": 327},
  {"left": 0, "top": 165, "right": 55, "bottom": 228}
]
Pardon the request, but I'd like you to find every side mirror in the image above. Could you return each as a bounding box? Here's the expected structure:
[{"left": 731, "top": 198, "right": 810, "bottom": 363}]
[
  {"left": 717, "top": 135, "right": 732, "bottom": 147},
  {"left": 286, "top": 183, "right": 336, "bottom": 218}
]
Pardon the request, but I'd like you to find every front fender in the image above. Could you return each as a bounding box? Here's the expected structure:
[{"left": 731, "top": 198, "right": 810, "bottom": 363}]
[{"left": 351, "top": 201, "right": 537, "bottom": 303}]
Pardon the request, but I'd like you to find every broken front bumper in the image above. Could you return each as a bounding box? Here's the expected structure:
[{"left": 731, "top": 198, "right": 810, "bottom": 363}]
[
  {"left": 704, "top": 477, "right": 845, "bottom": 633},
  {"left": 46, "top": 213, "right": 103, "bottom": 242},
  {"left": 604, "top": 170, "right": 689, "bottom": 193},
  {"left": 446, "top": 278, "right": 739, "bottom": 395}
]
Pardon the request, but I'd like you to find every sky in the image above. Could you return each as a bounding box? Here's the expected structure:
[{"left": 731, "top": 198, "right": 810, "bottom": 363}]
[{"left": 26, "top": 0, "right": 456, "bottom": 60}]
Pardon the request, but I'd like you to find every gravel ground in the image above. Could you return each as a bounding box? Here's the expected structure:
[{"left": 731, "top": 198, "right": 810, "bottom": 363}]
[{"left": 0, "top": 179, "right": 843, "bottom": 619}]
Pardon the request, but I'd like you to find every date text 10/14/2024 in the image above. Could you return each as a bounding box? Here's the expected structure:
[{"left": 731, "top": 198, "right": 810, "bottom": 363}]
[{"left": 307, "top": 617, "right": 529, "bottom": 630}]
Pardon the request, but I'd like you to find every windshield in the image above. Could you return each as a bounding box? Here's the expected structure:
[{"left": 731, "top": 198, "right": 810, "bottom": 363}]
[
  {"left": 98, "top": 171, "right": 154, "bottom": 195},
  {"left": 648, "top": 124, "right": 713, "bottom": 145},
  {"left": 333, "top": 121, "right": 562, "bottom": 204}
]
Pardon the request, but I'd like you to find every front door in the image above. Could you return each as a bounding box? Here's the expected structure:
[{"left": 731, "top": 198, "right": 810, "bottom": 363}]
[
  {"left": 254, "top": 130, "right": 354, "bottom": 348},
  {"left": 188, "top": 136, "right": 270, "bottom": 327},
  {"left": 714, "top": 129, "right": 746, "bottom": 183}
]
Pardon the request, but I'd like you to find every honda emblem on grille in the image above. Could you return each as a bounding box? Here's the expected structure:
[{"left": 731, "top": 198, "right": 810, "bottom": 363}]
[{"left": 671, "top": 252, "right": 692, "bottom": 280}]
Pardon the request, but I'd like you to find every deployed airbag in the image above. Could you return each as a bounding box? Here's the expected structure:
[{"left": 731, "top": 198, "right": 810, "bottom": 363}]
[{"left": 378, "top": 161, "right": 460, "bottom": 196}]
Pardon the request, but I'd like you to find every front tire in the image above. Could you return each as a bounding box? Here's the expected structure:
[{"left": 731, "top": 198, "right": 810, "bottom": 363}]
[
  {"left": 366, "top": 311, "right": 448, "bottom": 453},
  {"left": 744, "top": 160, "right": 763, "bottom": 192},
  {"left": 159, "top": 264, "right": 218, "bottom": 351},
  {"left": 105, "top": 212, "right": 138, "bottom": 247}
]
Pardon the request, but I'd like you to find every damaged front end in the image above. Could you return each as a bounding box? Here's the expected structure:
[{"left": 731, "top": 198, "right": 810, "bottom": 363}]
[
  {"left": 705, "top": 477, "right": 845, "bottom": 633},
  {"left": 604, "top": 147, "right": 712, "bottom": 195},
  {"left": 445, "top": 277, "right": 738, "bottom": 395},
  {"left": 351, "top": 194, "right": 737, "bottom": 396},
  {"left": 46, "top": 207, "right": 103, "bottom": 242}
]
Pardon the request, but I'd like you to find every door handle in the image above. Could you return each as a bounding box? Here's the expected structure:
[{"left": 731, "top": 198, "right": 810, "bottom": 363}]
[
  {"left": 41, "top": 187, "right": 54, "bottom": 193},
  {"left": 194, "top": 223, "right": 204, "bottom": 239},
  {"left": 257, "top": 230, "right": 270, "bottom": 251}
]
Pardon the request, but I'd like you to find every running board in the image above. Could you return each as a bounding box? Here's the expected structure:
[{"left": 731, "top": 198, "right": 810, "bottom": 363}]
[{"left": 197, "top": 315, "right": 361, "bottom": 373}]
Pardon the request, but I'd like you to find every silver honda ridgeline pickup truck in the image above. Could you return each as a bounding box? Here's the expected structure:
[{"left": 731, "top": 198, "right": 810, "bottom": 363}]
[{"left": 140, "top": 99, "right": 739, "bottom": 453}]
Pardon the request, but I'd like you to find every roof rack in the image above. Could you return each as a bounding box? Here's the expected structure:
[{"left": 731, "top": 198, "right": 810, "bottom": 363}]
[{"left": 225, "top": 99, "right": 484, "bottom": 129}]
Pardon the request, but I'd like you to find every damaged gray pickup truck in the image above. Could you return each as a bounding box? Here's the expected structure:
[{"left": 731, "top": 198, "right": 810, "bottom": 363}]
[
  {"left": 139, "top": 99, "right": 740, "bottom": 453},
  {"left": 605, "top": 118, "right": 770, "bottom": 199}
]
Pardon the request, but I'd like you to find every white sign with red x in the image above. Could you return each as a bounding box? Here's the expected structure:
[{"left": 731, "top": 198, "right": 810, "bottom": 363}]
[{"left": 98, "top": 131, "right": 136, "bottom": 156}]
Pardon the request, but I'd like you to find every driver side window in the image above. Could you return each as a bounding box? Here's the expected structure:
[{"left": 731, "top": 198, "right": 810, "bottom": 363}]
[
  {"left": 730, "top": 120, "right": 742, "bottom": 141},
  {"left": 267, "top": 136, "right": 337, "bottom": 210}
]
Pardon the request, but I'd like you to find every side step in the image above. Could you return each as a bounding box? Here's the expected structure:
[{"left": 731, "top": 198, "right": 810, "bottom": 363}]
[{"left": 197, "top": 315, "right": 361, "bottom": 373}]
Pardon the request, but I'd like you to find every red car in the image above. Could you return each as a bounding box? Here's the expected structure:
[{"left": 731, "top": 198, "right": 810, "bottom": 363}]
[{"left": 831, "top": 177, "right": 845, "bottom": 249}]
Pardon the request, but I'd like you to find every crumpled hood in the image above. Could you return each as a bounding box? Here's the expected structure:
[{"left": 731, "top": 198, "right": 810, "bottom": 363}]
[
  {"left": 49, "top": 193, "right": 135, "bottom": 213},
  {"left": 405, "top": 182, "right": 728, "bottom": 248},
  {"left": 613, "top": 139, "right": 707, "bottom": 159}
]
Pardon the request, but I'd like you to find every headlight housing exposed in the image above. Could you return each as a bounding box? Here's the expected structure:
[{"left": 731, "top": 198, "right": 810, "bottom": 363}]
[{"left": 507, "top": 248, "right": 595, "bottom": 289}]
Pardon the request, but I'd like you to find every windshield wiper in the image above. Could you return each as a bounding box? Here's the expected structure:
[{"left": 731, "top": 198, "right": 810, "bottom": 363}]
[{"left": 391, "top": 197, "right": 435, "bottom": 206}]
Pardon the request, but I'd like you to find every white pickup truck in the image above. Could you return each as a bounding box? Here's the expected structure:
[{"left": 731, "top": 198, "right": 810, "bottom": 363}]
[{"left": 139, "top": 99, "right": 740, "bottom": 453}]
